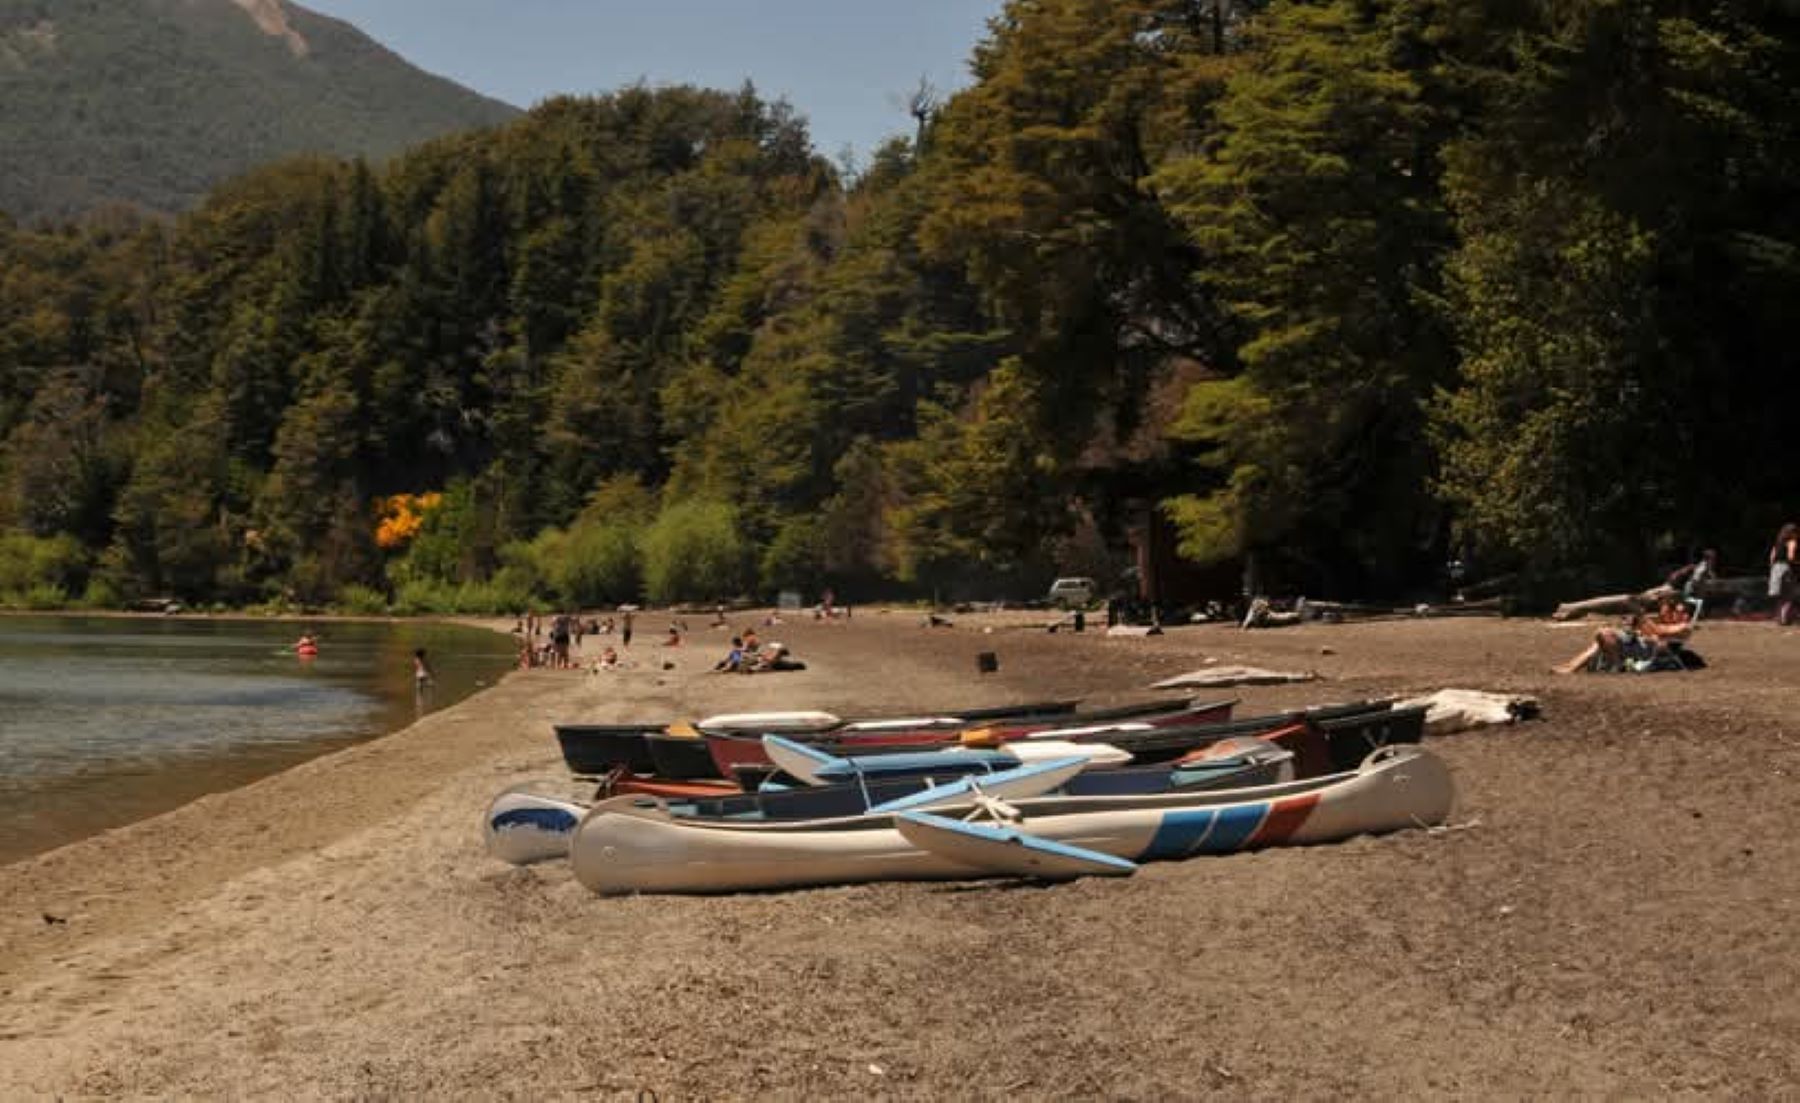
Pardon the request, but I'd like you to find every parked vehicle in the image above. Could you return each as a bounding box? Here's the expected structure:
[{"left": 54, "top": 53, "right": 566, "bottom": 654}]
[{"left": 1048, "top": 577, "right": 1097, "bottom": 608}]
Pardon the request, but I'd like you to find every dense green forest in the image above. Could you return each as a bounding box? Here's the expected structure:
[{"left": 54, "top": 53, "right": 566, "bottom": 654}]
[{"left": 1, "top": 0, "right": 1796, "bottom": 612}]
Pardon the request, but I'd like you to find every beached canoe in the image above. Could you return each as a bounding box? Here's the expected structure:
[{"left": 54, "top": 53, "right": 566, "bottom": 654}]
[
  {"left": 484, "top": 783, "right": 589, "bottom": 866},
  {"left": 702, "top": 697, "right": 1237, "bottom": 777},
  {"left": 760, "top": 735, "right": 1132, "bottom": 787},
  {"left": 485, "top": 744, "right": 1297, "bottom": 866},
  {"left": 553, "top": 724, "right": 664, "bottom": 776},
  {"left": 553, "top": 700, "right": 1082, "bottom": 777},
  {"left": 484, "top": 757, "right": 1091, "bottom": 865},
  {"left": 568, "top": 745, "right": 1455, "bottom": 895}
]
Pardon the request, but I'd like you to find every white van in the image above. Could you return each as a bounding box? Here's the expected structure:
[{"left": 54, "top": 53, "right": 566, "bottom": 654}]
[{"left": 1047, "top": 577, "right": 1096, "bottom": 608}]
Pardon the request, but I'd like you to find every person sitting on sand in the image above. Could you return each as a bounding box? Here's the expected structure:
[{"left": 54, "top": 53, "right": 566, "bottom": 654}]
[
  {"left": 1555, "top": 605, "right": 1693, "bottom": 674},
  {"left": 751, "top": 642, "right": 805, "bottom": 672},
  {"left": 591, "top": 646, "right": 620, "bottom": 672},
  {"left": 741, "top": 626, "right": 761, "bottom": 653},
  {"left": 663, "top": 625, "right": 682, "bottom": 647},
  {"left": 1666, "top": 550, "right": 1718, "bottom": 602},
  {"left": 714, "top": 638, "right": 745, "bottom": 673}
]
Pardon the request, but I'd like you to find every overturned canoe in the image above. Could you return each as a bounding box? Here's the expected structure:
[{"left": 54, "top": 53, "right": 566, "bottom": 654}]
[{"left": 568, "top": 746, "right": 1455, "bottom": 895}]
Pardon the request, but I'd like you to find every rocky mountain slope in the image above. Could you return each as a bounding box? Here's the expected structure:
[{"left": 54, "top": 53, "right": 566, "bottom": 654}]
[{"left": 0, "top": 0, "right": 519, "bottom": 221}]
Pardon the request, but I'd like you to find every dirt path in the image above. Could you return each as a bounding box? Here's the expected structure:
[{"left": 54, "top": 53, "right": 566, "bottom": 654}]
[{"left": 1, "top": 614, "right": 1795, "bottom": 1096}]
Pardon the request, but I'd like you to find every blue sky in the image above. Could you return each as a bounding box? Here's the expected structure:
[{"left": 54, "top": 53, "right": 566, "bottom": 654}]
[{"left": 300, "top": 0, "right": 1003, "bottom": 159}]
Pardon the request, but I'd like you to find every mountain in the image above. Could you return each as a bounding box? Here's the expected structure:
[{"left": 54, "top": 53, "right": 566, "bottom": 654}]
[{"left": 0, "top": 0, "right": 520, "bottom": 222}]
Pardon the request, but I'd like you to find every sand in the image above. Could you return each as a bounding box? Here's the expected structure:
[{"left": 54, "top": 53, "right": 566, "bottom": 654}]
[{"left": 1, "top": 612, "right": 1796, "bottom": 1097}]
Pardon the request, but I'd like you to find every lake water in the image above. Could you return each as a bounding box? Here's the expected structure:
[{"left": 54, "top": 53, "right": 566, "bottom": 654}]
[{"left": 0, "top": 616, "right": 516, "bottom": 865}]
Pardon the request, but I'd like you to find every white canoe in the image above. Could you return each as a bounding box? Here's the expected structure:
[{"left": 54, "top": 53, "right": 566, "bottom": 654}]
[
  {"left": 764, "top": 734, "right": 1128, "bottom": 787},
  {"left": 569, "top": 746, "right": 1455, "bottom": 895},
  {"left": 480, "top": 758, "right": 1088, "bottom": 866}
]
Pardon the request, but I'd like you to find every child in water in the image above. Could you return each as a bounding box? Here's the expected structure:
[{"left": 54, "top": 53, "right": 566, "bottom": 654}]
[{"left": 413, "top": 648, "right": 434, "bottom": 689}]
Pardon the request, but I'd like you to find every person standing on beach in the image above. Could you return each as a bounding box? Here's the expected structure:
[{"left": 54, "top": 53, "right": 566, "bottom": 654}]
[
  {"left": 1770, "top": 524, "right": 1798, "bottom": 626},
  {"left": 621, "top": 610, "right": 634, "bottom": 648}
]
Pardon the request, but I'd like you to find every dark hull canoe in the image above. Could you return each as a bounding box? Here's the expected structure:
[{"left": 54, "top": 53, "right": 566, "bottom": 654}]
[
  {"left": 704, "top": 697, "right": 1236, "bottom": 778},
  {"left": 645, "top": 733, "right": 722, "bottom": 781},
  {"left": 1094, "top": 703, "right": 1421, "bottom": 770},
  {"left": 554, "top": 699, "right": 1081, "bottom": 778},
  {"left": 658, "top": 752, "right": 1286, "bottom": 823},
  {"left": 554, "top": 724, "right": 662, "bottom": 776}
]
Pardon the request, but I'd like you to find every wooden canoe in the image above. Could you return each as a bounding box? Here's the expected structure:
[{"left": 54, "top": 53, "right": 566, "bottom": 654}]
[{"left": 568, "top": 746, "right": 1455, "bottom": 895}]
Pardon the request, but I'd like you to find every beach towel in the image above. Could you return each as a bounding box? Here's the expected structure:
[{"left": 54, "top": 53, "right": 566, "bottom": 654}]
[
  {"left": 1394, "top": 689, "right": 1540, "bottom": 736},
  {"left": 1151, "top": 666, "right": 1317, "bottom": 690}
]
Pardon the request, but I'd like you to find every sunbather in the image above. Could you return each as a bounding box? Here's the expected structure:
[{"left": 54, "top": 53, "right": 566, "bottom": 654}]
[
  {"left": 714, "top": 638, "right": 745, "bottom": 673},
  {"left": 1555, "top": 606, "right": 1692, "bottom": 674}
]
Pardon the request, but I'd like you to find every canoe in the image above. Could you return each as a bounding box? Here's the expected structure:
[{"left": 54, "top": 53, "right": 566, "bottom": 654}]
[
  {"left": 645, "top": 732, "right": 721, "bottom": 781},
  {"left": 1080, "top": 703, "right": 1418, "bottom": 769},
  {"left": 484, "top": 745, "right": 1294, "bottom": 866},
  {"left": 484, "top": 783, "right": 588, "bottom": 866},
  {"left": 554, "top": 700, "right": 1082, "bottom": 777},
  {"left": 762, "top": 736, "right": 1132, "bottom": 788},
  {"left": 568, "top": 745, "right": 1455, "bottom": 895},
  {"left": 484, "top": 757, "right": 1090, "bottom": 865},
  {"left": 673, "top": 740, "right": 1289, "bottom": 822},
  {"left": 703, "top": 697, "right": 1237, "bottom": 777},
  {"left": 554, "top": 724, "right": 662, "bottom": 776}
]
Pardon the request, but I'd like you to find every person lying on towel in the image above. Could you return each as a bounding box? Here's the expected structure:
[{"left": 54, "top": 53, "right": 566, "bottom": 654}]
[{"left": 1555, "top": 599, "right": 1694, "bottom": 674}]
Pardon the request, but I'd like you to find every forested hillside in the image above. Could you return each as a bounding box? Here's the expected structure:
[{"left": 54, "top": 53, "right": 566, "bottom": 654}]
[
  {"left": 1, "top": 0, "right": 1796, "bottom": 612},
  {"left": 0, "top": 0, "right": 518, "bottom": 220}
]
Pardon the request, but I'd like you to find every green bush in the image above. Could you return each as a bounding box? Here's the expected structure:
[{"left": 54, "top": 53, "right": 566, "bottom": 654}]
[
  {"left": 335, "top": 584, "right": 391, "bottom": 616},
  {"left": 392, "top": 579, "right": 457, "bottom": 616},
  {"left": 79, "top": 577, "right": 121, "bottom": 610},
  {"left": 760, "top": 517, "right": 822, "bottom": 594},
  {"left": 453, "top": 574, "right": 535, "bottom": 615},
  {"left": 390, "top": 574, "right": 534, "bottom": 616},
  {"left": 639, "top": 499, "right": 749, "bottom": 604},
  {"left": 0, "top": 533, "right": 87, "bottom": 598},
  {"left": 551, "top": 522, "right": 641, "bottom": 605},
  {"left": 3, "top": 583, "right": 70, "bottom": 610}
]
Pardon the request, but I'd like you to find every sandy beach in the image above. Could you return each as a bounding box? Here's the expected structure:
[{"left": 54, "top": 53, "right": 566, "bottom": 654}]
[{"left": 1, "top": 612, "right": 1796, "bottom": 1097}]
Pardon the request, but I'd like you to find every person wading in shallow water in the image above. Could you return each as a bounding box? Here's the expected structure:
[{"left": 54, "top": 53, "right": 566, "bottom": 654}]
[{"left": 413, "top": 648, "right": 434, "bottom": 690}]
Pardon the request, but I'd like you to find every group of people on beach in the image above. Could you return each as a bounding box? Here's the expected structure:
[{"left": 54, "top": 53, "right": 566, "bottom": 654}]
[
  {"left": 711, "top": 625, "right": 803, "bottom": 674},
  {"left": 506, "top": 605, "right": 808, "bottom": 675},
  {"left": 512, "top": 610, "right": 636, "bottom": 670}
]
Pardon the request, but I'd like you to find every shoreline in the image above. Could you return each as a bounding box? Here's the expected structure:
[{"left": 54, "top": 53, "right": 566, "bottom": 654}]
[{"left": 2, "top": 615, "right": 1795, "bottom": 1095}]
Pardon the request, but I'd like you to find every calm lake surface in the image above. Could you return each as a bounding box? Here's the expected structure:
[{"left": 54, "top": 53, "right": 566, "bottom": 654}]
[{"left": 0, "top": 616, "right": 516, "bottom": 865}]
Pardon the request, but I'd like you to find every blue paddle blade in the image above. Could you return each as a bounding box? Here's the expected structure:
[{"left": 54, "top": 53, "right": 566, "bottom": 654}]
[
  {"left": 897, "top": 810, "right": 1139, "bottom": 876},
  {"left": 866, "top": 756, "right": 1087, "bottom": 814}
]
